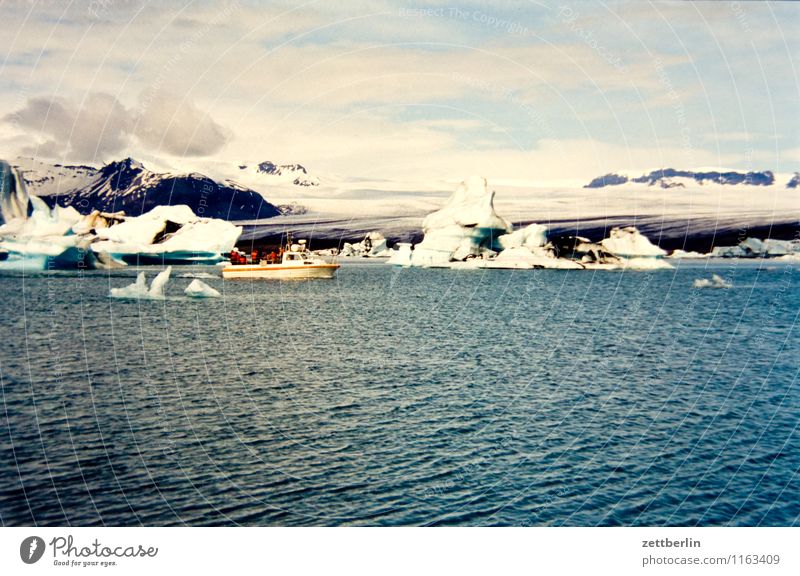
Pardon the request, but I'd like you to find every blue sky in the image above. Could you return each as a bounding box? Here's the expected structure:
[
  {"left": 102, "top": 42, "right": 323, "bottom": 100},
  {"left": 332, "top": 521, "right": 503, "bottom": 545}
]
[{"left": 0, "top": 0, "right": 797, "bottom": 183}]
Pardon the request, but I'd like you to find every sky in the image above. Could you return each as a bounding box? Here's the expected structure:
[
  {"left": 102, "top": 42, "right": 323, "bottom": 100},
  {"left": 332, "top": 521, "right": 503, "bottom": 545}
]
[{"left": 0, "top": 0, "right": 798, "bottom": 185}]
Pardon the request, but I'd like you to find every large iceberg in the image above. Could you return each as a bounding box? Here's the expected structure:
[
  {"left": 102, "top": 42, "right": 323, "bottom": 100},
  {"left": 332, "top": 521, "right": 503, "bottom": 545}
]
[
  {"left": 411, "top": 175, "right": 512, "bottom": 266},
  {"left": 0, "top": 161, "right": 111, "bottom": 270},
  {"left": 1, "top": 161, "right": 241, "bottom": 269},
  {"left": 400, "top": 176, "right": 672, "bottom": 271},
  {"left": 92, "top": 204, "right": 241, "bottom": 264}
]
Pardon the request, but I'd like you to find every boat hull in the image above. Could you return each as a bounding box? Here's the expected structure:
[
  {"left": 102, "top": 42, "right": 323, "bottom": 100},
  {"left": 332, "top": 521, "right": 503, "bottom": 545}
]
[{"left": 222, "top": 263, "right": 340, "bottom": 280}]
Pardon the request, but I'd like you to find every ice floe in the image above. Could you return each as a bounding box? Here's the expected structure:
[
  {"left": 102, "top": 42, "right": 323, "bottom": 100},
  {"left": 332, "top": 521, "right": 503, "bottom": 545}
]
[
  {"left": 693, "top": 274, "right": 732, "bottom": 289},
  {"left": 184, "top": 279, "right": 221, "bottom": 298},
  {"left": 110, "top": 266, "right": 172, "bottom": 299}
]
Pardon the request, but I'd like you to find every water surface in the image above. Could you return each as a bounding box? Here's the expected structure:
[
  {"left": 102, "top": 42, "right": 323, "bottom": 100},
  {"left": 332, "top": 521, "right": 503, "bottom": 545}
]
[{"left": 0, "top": 260, "right": 797, "bottom": 526}]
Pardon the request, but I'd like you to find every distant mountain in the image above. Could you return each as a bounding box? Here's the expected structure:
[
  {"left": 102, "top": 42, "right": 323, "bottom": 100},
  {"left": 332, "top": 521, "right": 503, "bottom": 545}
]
[
  {"left": 12, "top": 157, "right": 281, "bottom": 221},
  {"left": 584, "top": 168, "right": 784, "bottom": 189},
  {"left": 239, "top": 161, "right": 319, "bottom": 187}
]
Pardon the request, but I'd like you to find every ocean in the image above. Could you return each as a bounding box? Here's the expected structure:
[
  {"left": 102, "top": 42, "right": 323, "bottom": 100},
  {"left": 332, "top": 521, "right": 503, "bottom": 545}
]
[{"left": 0, "top": 259, "right": 797, "bottom": 526}]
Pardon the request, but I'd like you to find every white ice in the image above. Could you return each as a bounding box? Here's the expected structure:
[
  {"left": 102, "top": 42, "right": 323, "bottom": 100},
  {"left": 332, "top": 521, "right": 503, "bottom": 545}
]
[
  {"left": 411, "top": 175, "right": 512, "bottom": 266},
  {"left": 93, "top": 205, "right": 241, "bottom": 262},
  {"left": 387, "top": 242, "right": 413, "bottom": 266},
  {"left": 110, "top": 266, "right": 173, "bottom": 299},
  {"left": 600, "top": 226, "right": 667, "bottom": 257},
  {"left": 184, "top": 279, "right": 221, "bottom": 298},
  {"left": 340, "top": 231, "right": 392, "bottom": 257},
  {"left": 693, "top": 274, "right": 732, "bottom": 289}
]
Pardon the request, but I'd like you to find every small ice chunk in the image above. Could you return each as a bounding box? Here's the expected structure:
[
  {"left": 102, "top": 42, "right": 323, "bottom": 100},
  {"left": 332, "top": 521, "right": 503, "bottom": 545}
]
[
  {"left": 693, "top": 274, "right": 731, "bottom": 289},
  {"left": 110, "top": 272, "right": 150, "bottom": 299},
  {"left": 184, "top": 279, "right": 221, "bottom": 298},
  {"left": 110, "top": 266, "right": 172, "bottom": 299},
  {"left": 148, "top": 266, "right": 172, "bottom": 298}
]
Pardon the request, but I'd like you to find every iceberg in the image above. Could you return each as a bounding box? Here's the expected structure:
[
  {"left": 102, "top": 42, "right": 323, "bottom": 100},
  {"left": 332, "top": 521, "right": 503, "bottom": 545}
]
[
  {"left": 399, "top": 176, "right": 673, "bottom": 273},
  {"left": 340, "top": 231, "right": 392, "bottom": 257},
  {"left": 92, "top": 205, "right": 241, "bottom": 264},
  {"left": 497, "top": 223, "right": 549, "bottom": 251},
  {"left": 488, "top": 246, "right": 583, "bottom": 269},
  {"left": 711, "top": 237, "right": 799, "bottom": 258},
  {"left": 411, "top": 175, "right": 512, "bottom": 266},
  {"left": 110, "top": 266, "right": 172, "bottom": 299},
  {"left": 693, "top": 274, "right": 732, "bottom": 289},
  {"left": 387, "top": 242, "right": 413, "bottom": 266},
  {"left": 2, "top": 161, "right": 239, "bottom": 269},
  {"left": 0, "top": 162, "right": 112, "bottom": 270},
  {"left": 669, "top": 249, "right": 707, "bottom": 259},
  {"left": 184, "top": 278, "right": 221, "bottom": 298},
  {"left": 621, "top": 257, "right": 673, "bottom": 270},
  {"left": 600, "top": 226, "right": 667, "bottom": 257}
]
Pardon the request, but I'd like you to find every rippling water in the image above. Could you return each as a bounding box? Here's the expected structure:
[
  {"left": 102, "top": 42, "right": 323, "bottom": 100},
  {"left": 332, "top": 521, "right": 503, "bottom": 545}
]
[{"left": 1, "top": 260, "right": 798, "bottom": 526}]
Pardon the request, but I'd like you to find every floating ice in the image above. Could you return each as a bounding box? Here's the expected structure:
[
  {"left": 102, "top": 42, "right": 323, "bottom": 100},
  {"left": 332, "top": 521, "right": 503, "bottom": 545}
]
[
  {"left": 178, "top": 272, "right": 220, "bottom": 279},
  {"left": 693, "top": 274, "right": 732, "bottom": 289},
  {"left": 498, "top": 223, "right": 549, "bottom": 251},
  {"left": 340, "top": 231, "right": 391, "bottom": 257},
  {"left": 411, "top": 175, "right": 511, "bottom": 266},
  {"left": 669, "top": 249, "right": 707, "bottom": 259},
  {"left": 711, "top": 237, "right": 799, "bottom": 258},
  {"left": 110, "top": 266, "right": 172, "bottom": 299},
  {"left": 490, "top": 246, "right": 583, "bottom": 269},
  {"left": 600, "top": 226, "right": 667, "bottom": 257},
  {"left": 184, "top": 279, "right": 221, "bottom": 298},
  {"left": 387, "top": 242, "right": 413, "bottom": 266},
  {"left": 92, "top": 205, "right": 241, "bottom": 264},
  {"left": 621, "top": 257, "right": 673, "bottom": 270},
  {"left": 0, "top": 162, "right": 111, "bottom": 270}
]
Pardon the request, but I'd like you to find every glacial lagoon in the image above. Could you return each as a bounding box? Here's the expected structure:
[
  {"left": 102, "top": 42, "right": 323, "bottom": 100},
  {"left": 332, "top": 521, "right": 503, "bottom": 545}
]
[{"left": 0, "top": 259, "right": 797, "bottom": 526}]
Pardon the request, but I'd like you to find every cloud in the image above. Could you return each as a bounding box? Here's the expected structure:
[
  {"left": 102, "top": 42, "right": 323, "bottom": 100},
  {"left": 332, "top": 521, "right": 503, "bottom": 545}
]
[
  {"left": 134, "top": 91, "right": 229, "bottom": 156},
  {"left": 5, "top": 91, "right": 229, "bottom": 161},
  {"left": 8, "top": 93, "right": 132, "bottom": 160}
]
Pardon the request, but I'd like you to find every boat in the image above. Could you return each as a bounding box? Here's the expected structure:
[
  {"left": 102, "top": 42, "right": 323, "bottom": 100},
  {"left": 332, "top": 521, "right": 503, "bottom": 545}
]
[{"left": 222, "top": 238, "right": 340, "bottom": 280}]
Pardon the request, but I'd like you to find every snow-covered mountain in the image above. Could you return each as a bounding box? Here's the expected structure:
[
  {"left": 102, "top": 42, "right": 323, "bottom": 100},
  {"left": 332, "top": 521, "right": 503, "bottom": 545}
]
[
  {"left": 10, "top": 157, "right": 281, "bottom": 221},
  {"left": 238, "top": 161, "right": 319, "bottom": 187},
  {"left": 584, "top": 168, "right": 788, "bottom": 189}
]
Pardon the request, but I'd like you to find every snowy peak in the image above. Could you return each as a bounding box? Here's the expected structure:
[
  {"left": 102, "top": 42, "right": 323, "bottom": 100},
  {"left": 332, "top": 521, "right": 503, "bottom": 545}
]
[
  {"left": 10, "top": 157, "right": 281, "bottom": 221},
  {"left": 239, "top": 161, "right": 319, "bottom": 187},
  {"left": 585, "top": 168, "right": 783, "bottom": 189}
]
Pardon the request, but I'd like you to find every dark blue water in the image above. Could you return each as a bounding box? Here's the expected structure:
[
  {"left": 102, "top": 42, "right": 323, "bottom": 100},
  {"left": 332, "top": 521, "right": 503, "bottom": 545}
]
[{"left": 0, "top": 260, "right": 798, "bottom": 526}]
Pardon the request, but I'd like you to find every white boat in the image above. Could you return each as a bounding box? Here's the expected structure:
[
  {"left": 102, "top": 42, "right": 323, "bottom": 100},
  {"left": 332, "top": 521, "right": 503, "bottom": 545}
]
[{"left": 222, "top": 239, "right": 340, "bottom": 280}]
